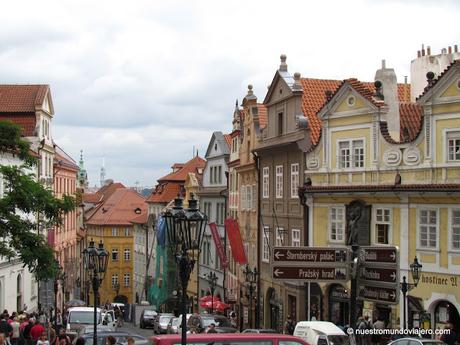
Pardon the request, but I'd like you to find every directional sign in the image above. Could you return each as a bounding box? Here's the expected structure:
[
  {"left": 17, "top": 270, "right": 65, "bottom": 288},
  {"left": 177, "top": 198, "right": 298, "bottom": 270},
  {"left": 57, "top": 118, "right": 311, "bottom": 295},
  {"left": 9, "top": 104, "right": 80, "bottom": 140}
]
[
  {"left": 272, "top": 266, "right": 349, "bottom": 282},
  {"left": 359, "top": 266, "right": 398, "bottom": 284},
  {"left": 358, "top": 284, "right": 399, "bottom": 304},
  {"left": 359, "top": 246, "right": 398, "bottom": 264},
  {"left": 273, "top": 247, "right": 350, "bottom": 265}
]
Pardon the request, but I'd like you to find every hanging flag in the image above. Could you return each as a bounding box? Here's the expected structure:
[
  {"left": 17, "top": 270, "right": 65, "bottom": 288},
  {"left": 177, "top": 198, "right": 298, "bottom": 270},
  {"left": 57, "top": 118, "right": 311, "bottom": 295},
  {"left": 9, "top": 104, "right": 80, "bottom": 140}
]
[
  {"left": 209, "top": 222, "right": 228, "bottom": 269},
  {"left": 225, "top": 218, "right": 247, "bottom": 264},
  {"left": 156, "top": 216, "right": 166, "bottom": 246}
]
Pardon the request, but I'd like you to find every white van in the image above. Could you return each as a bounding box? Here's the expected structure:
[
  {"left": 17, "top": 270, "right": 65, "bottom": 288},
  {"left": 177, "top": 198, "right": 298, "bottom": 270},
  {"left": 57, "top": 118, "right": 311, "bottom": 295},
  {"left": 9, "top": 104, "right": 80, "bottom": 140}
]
[
  {"left": 293, "top": 321, "right": 350, "bottom": 345},
  {"left": 67, "top": 307, "right": 102, "bottom": 337}
]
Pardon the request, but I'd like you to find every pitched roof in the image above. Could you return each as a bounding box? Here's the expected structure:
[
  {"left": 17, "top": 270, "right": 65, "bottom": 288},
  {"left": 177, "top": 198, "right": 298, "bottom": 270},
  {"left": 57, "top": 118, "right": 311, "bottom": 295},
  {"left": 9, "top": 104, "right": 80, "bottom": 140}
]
[
  {"left": 0, "top": 115, "right": 36, "bottom": 136},
  {"left": 146, "top": 182, "right": 182, "bottom": 203},
  {"left": 224, "top": 134, "right": 232, "bottom": 149},
  {"left": 416, "top": 59, "right": 460, "bottom": 101},
  {"left": 131, "top": 212, "right": 148, "bottom": 224},
  {"left": 0, "top": 85, "right": 49, "bottom": 112},
  {"left": 86, "top": 188, "right": 147, "bottom": 226},
  {"left": 300, "top": 78, "right": 342, "bottom": 145},
  {"left": 54, "top": 144, "right": 79, "bottom": 171},
  {"left": 83, "top": 193, "right": 103, "bottom": 203},
  {"left": 158, "top": 155, "right": 206, "bottom": 182}
]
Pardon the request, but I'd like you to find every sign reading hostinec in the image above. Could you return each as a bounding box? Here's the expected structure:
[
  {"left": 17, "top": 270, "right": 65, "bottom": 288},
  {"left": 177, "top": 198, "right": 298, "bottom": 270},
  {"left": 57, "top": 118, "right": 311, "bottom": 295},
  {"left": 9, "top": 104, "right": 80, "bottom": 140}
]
[{"left": 272, "top": 246, "right": 351, "bottom": 282}]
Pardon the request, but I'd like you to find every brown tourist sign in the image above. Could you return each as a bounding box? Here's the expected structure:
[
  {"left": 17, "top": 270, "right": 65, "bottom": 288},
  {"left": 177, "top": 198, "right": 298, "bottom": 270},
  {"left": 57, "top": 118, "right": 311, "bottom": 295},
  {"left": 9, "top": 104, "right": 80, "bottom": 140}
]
[
  {"left": 273, "top": 247, "right": 350, "bottom": 265},
  {"left": 359, "top": 246, "right": 398, "bottom": 264},
  {"left": 358, "top": 284, "right": 398, "bottom": 304},
  {"left": 272, "top": 266, "right": 349, "bottom": 282}
]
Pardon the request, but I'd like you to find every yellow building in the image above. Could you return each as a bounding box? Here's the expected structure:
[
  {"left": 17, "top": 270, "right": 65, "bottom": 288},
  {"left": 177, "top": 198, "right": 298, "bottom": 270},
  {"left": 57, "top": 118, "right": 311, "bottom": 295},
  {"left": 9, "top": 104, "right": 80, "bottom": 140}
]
[
  {"left": 86, "top": 187, "right": 147, "bottom": 305},
  {"left": 299, "top": 59, "right": 460, "bottom": 332}
]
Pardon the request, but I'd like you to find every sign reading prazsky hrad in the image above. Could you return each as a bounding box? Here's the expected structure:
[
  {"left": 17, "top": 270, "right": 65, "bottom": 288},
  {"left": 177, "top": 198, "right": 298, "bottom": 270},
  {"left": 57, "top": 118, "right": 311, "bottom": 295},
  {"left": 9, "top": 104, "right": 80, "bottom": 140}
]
[
  {"left": 272, "top": 246, "right": 351, "bottom": 282},
  {"left": 358, "top": 246, "right": 400, "bottom": 304}
]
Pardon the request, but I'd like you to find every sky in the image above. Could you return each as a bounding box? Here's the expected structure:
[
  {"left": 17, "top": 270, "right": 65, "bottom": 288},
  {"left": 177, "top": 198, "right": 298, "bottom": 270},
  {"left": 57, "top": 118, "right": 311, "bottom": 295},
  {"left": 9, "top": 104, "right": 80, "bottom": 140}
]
[{"left": 1, "top": 0, "right": 459, "bottom": 187}]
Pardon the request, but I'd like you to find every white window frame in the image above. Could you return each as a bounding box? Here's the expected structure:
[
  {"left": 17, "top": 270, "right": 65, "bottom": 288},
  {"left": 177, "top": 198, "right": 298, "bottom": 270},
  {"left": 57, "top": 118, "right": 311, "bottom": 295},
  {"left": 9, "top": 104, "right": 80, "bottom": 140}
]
[
  {"left": 275, "top": 165, "right": 283, "bottom": 199},
  {"left": 125, "top": 228, "right": 130, "bottom": 237},
  {"left": 276, "top": 227, "right": 284, "bottom": 246},
  {"left": 112, "top": 228, "right": 118, "bottom": 237},
  {"left": 446, "top": 130, "right": 460, "bottom": 162},
  {"left": 417, "top": 208, "right": 439, "bottom": 250},
  {"left": 124, "top": 248, "right": 130, "bottom": 261},
  {"left": 337, "top": 139, "right": 365, "bottom": 169},
  {"left": 262, "top": 227, "right": 270, "bottom": 263},
  {"left": 246, "top": 185, "right": 252, "bottom": 211},
  {"left": 262, "top": 167, "right": 269, "bottom": 199},
  {"left": 449, "top": 208, "right": 460, "bottom": 252},
  {"left": 240, "top": 185, "right": 247, "bottom": 210},
  {"left": 111, "top": 274, "right": 118, "bottom": 287},
  {"left": 329, "top": 206, "right": 345, "bottom": 243},
  {"left": 112, "top": 248, "right": 119, "bottom": 261},
  {"left": 290, "top": 163, "right": 299, "bottom": 198},
  {"left": 123, "top": 273, "right": 130, "bottom": 287},
  {"left": 292, "top": 229, "right": 301, "bottom": 247},
  {"left": 373, "top": 208, "right": 392, "bottom": 245}
]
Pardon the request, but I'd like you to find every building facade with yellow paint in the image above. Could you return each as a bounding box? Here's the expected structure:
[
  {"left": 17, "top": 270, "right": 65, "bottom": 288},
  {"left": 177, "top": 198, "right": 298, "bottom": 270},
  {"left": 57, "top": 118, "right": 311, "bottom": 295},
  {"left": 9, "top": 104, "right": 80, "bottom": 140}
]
[
  {"left": 85, "top": 187, "right": 147, "bottom": 305},
  {"left": 299, "top": 53, "right": 460, "bottom": 333}
]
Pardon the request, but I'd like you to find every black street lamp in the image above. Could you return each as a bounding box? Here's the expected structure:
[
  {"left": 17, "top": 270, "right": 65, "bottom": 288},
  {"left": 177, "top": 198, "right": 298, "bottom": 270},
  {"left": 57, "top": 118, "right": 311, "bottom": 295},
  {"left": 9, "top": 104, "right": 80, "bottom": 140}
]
[
  {"left": 243, "top": 265, "right": 258, "bottom": 329},
  {"left": 164, "top": 195, "right": 207, "bottom": 345},
  {"left": 400, "top": 256, "right": 422, "bottom": 330},
  {"left": 83, "top": 239, "right": 109, "bottom": 345},
  {"left": 206, "top": 272, "right": 218, "bottom": 314},
  {"left": 53, "top": 260, "right": 64, "bottom": 329}
]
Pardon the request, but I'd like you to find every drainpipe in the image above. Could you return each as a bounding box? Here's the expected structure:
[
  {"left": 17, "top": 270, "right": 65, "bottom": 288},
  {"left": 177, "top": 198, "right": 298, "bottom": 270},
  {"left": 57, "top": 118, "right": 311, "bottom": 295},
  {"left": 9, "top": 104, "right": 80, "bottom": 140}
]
[
  {"left": 252, "top": 151, "right": 261, "bottom": 329},
  {"left": 299, "top": 183, "right": 310, "bottom": 321}
]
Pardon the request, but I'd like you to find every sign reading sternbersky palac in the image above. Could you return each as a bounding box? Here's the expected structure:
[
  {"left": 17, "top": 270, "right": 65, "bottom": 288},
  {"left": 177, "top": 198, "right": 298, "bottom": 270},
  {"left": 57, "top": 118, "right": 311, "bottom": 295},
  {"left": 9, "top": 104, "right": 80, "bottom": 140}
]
[{"left": 272, "top": 246, "right": 351, "bottom": 282}]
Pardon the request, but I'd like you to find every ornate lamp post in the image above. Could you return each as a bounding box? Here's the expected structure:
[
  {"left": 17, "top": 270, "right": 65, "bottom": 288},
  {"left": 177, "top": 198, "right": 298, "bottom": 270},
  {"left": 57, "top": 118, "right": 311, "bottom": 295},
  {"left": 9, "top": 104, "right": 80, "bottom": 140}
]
[
  {"left": 206, "top": 272, "right": 218, "bottom": 314},
  {"left": 164, "top": 195, "right": 207, "bottom": 345},
  {"left": 83, "top": 239, "right": 109, "bottom": 345},
  {"left": 53, "top": 260, "right": 64, "bottom": 329},
  {"left": 400, "top": 256, "right": 422, "bottom": 329},
  {"left": 243, "top": 265, "right": 258, "bottom": 329}
]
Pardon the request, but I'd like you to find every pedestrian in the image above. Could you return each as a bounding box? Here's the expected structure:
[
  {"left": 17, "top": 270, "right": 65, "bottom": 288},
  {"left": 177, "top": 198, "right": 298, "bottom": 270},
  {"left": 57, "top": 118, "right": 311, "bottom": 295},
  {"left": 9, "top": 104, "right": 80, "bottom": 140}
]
[
  {"left": 0, "top": 313, "right": 13, "bottom": 344},
  {"left": 105, "top": 336, "right": 116, "bottom": 345},
  {"left": 30, "top": 321, "right": 45, "bottom": 345},
  {"left": 229, "top": 312, "right": 237, "bottom": 329},
  {"left": 284, "top": 315, "right": 295, "bottom": 335},
  {"left": 372, "top": 318, "right": 385, "bottom": 345},
  {"left": 36, "top": 332, "right": 49, "bottom": 345},
  {"left": 440, "top": 322, "right": 457, "bottom": 345},
  {"left": 11, "top": 317, "right": 20, "bottom": 345},
  {"left": 206, "top": 323, "right": 217, "bottom": 333},
  {"left": 0, "top": 333, "right": 7, "bottom": 345},
  {"left": 22, "top": 318, "right": 34, "bottom": 345},
  {"left": 74, "top": 338, "right": 85, "bottom": 345},
  {"left": 57, "top": 335, "right": 69, "bottom": 345},
  {"left": 126, "top": 338, "right": 134, "bottom": 345},
  {"left": 358, "top": 315, "right": 373, "bottom": 345}
]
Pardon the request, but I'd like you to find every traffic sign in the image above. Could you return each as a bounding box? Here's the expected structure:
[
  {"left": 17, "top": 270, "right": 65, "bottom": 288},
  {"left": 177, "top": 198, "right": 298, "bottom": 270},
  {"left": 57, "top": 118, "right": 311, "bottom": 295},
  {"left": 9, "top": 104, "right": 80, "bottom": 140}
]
[
  {"left": 358, "top": 284, "right": 399, "bottom": 304},
  {"left": 273, "top": 247, "right": 350, "bottom": 265},
  {"left": 272, "top": 266, "right": 349, "bottom": 282},
  {"left": 359, "top": 266, "right": 398, "bottom": 284},
  {"left": 359, "top": 246, "right": 398, "bottom": 264}
]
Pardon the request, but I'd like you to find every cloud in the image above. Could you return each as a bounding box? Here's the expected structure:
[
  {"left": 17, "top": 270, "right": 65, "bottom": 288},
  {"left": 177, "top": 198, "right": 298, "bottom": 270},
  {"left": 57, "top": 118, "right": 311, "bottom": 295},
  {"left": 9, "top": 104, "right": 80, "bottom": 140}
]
[{"left": 1, "top": 0, "right": 459, "bottom": 185}]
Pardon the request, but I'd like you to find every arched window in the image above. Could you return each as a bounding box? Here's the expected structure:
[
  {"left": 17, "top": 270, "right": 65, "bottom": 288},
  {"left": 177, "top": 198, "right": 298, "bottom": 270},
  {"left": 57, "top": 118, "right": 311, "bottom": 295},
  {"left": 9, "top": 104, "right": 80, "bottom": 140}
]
[{"left": 17, "top": 274, "right": 22, "bottom": 312}]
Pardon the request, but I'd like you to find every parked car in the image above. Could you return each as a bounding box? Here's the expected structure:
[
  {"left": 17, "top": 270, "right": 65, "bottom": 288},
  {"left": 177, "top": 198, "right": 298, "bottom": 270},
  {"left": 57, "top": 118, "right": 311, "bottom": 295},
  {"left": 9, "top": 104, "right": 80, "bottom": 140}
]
[
  {"left": 140, "top": 309, "right": 157, "bottom": 329},
  {"left": 389, "top": 338, "right": 445, "bottom": 345},
  {"left": 242, "top": 329, "right": 279, "bottom": 333},
  {"left": 72, "top": 332, "right": 147, "bottom": 345},
  {"left": 213, "top": 326, "right": 238, "bottom": 333},
  {"left": 154, "top": 313, "right": 175, "bottom": 334},
  {"left": 101, "top": 311, "right": 117, "bottom": 330},
  {"left": 167, "top": 317, "right": 180, "bottom": 334},
  {"left": 176, "top": 314, "right": 192, "bottom": 334},
  {"left": 66, "top": 307, "right": 102, "bottom": 338},
  {"left": 151, "top": 333, "right": 310, "bottom": 345},
  {"left": 77, "top": 325, "right": 113, "bottom": 337},
  {"left": 187, "top": 314, "right": 232, "bottom": 334},
  {"left": 294, "top": 321, "right": 350, "bottom": 345}
]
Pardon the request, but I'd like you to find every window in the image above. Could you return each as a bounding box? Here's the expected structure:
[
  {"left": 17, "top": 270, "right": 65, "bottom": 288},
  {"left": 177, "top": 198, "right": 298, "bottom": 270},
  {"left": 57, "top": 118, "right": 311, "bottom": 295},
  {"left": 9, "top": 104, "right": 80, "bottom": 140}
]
[
  {"left": 240, "top": 185, "right": 246, "bottom": 210},
  {"left": 262, "top": 167, "right": 269, "bottom": 199},
  {"left": 452, "top": 210, "right": 460, "bottom": 250},
  {"left": 292, "top": 229, "right": 301, "bottom": 247},
  {"left": 217, "top": 166, "right": 222, "bottom": 184},
  {"left": 419, "top": 209, "right": 437, "bottom": 249},
  {"left": 125, "top": 228, "right": 130, "bottom": 237},
  {"left": 216, "top": 202, "right": 225, "bottom": 225},
  {"left": 124, "top": 248, "right": 130, "bottom": 261},
  {"left": 262, "top": 227, "right": 270, "bottom": 262},
  {"left": 275, "top": 165, "right": 283, "bottom": 198},
  {"left": 276, "top": 227, "right": 284, "bottom": 246},
  {"left": 291, "top": 163, "right": 299, "bottom": 198},
  {"left": 278, "top": 112, "right": 283, "bottom": 136},
  {"left": 112, "top": 228, "right": 118, "bottom": 236},
  {"left": 232, "top": 137, "right": 238, "bottom": 154},
  {"left": 447, "top": 132, "right": 460, "bottom": 161},
  {"left": 338, "top": 139, "right": 364, "bottom": 168},
  {"left": 123, "top": 274, "right": 130, "bottom": 287},
  {"left": 112, "top": 249, "right": 119, "bottom": 261},
  {"left": 330, "top": 207, "right": 345, "bottom": 242},
  {"left": 246, "top": 185, "right": 252, "bottom": 211},
  {"left": 375, "top": 208, "right": 391, "bottom": 244},
  {"left": 111, "top": 274, "right": 119, "bottom": 287},
  {"left": 252, "top": 185, "right": 256, "bottom": 210},
  {"left": 203, "top": 202, "right": 212, "bottom": 221}
]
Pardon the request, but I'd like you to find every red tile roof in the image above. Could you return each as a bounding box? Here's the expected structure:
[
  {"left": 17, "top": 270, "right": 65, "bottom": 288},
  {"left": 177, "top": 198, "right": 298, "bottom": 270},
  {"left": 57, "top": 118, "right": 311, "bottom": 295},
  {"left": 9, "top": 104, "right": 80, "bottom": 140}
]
[
  {"left": 0, "top": 85, "right": 49, "bottom": 112},
  {"left": 83, "top": 193, "right": 103, "bottom": 203},
  {"left": 399, "top": 103, "right": 423, "bottom": 141},
  {"left": 0, "top": 115, "right": 36, "bottom": 136},
  {"left": 158, "top": 155, "right": 206, "bottom": 182},
  {"left": 258, "top": 104, "right": 268, "bottom": 129},
  {"left": 146, "top": 182, "right": 182, "bottom": 203},
  {"left": 131, "top": 212, "right": 148, "bottom": 224},
  {"left": 86, "top": 188, "right": 147, "bottom": 226},
  {"left": 224, "top": 134, "right": 232, "bottom": 149},
  {"left": 300, "top": 78, "right": 342, "bottom": 145}
]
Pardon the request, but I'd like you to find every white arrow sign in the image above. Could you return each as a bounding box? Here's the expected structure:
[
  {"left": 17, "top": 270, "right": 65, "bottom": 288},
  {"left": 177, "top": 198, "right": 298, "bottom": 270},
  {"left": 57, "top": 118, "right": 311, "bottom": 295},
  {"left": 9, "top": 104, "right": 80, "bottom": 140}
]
[
  {"left": 390, "top": 252, "right": 396, "bottom": 260},
  {"left": 273, "top": 268, "right": 284, "bottom": 277},
  {"left": 274, "top": 251, "right": 284, "bottom": 260},
  {"left": 390, "top": 291, "right": 396, "bottom": 300},
  {"left": 390, "top": 272, "right": 396, "bottom": 281}
]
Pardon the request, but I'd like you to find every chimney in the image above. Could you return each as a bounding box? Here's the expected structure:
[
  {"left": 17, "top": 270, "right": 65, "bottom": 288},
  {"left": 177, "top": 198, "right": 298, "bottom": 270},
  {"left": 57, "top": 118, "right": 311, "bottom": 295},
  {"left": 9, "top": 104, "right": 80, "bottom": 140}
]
[
  {"left": 455, "top": 45, "right": 458, "bottom": 53},
  {"left": 449, "top": 46, "right": 452, "bottom": 54},
  {"left": 427, "top": 46, "right": 431, "bottom": 55},
  {"left": 279, "top": 54, "right": 288, "bottom": 72},
  {"left": 417, "top": 50, "right": 421, "bottom": 58},
  {"left": 422, "top": 44, "right": 425, "bottom": 56},
  {"left": 442, "top": 48, "right": 447, "bottom": 54},
  {"left": 293, "top": 72, "right": 302, "bottom": 91},
  {"left": 375, "top": 59, "right": 400, "bottom": 141},
  {"left": 325, "top": 90, "right": 333, "bottom": 101}
]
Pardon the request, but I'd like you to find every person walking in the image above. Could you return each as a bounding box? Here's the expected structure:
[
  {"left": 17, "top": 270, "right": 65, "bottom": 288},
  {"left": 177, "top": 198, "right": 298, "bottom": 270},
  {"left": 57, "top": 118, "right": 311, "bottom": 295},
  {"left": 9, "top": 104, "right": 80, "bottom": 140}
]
[
  {"left": 11, "top": 317, "right": 20, "bottom": 345},
  {"left": 284, "top": 315, "right": 295, "bottom": 335},
  {"left": 30, "top": 321, "right": 45, "bottom": 345}
]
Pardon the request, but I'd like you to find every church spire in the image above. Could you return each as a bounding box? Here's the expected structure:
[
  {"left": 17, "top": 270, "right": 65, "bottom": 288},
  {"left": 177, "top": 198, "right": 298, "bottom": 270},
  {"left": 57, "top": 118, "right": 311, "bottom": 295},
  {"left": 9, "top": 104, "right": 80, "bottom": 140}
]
[{"left": 77, "top": 150, "right": 88, "bottom": 189}]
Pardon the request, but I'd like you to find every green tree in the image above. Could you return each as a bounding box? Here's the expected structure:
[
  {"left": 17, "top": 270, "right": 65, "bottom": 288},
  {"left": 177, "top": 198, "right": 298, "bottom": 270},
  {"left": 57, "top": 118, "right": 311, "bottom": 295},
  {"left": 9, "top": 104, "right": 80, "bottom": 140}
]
[{"left": 0, "top": 120, "right": 75, "bottom": 280}]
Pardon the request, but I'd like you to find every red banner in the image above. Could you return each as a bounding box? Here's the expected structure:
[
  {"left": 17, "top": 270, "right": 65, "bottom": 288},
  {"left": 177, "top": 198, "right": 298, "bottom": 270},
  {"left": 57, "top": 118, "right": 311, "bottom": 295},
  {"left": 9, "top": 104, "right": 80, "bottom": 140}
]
[
  {"left": 225, "top": 218, "right": 247, "bottom": 264},
  {"left": 209, "top": 222, "right": 228, "bottom": 269}
]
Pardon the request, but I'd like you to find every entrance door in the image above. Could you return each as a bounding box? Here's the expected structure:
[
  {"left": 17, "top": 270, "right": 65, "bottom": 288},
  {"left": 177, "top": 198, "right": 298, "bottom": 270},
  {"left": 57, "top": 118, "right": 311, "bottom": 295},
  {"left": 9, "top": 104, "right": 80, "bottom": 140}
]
[{"left": 434, "top": 300, "right": 460, "bottom": 333}]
